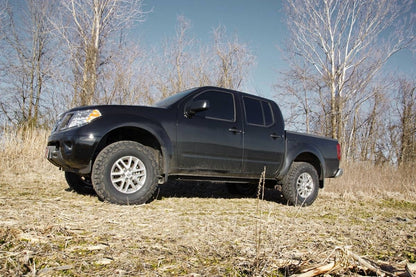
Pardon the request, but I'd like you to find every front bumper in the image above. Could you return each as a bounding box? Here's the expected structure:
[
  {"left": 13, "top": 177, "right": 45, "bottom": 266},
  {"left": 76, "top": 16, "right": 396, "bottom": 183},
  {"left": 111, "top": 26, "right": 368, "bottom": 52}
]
[{"left": 46, "top": 130, "right": 101, "bottom": 175}]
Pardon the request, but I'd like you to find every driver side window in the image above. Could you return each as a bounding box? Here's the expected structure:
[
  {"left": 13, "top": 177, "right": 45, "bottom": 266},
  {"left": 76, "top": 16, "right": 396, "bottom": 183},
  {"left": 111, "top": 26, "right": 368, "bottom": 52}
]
[{"left": 193, "top": 91, "right": 235, "bottom": 122}]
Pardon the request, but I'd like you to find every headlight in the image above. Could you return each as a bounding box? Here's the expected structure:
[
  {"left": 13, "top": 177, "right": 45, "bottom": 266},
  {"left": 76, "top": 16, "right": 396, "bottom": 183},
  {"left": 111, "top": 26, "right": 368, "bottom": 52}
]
[{"left": 57, "top": 109, "right": 102, "bottom": 131}]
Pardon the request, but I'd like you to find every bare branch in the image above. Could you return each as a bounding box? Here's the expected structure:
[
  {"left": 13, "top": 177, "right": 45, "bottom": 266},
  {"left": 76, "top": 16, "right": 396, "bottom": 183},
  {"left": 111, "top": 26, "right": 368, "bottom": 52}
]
[
  {"left": 52, "top": 0, "right": 148, "bottom": 106},
  {"left": 279, "top": 0, "right": 416, "bottom": 161}
]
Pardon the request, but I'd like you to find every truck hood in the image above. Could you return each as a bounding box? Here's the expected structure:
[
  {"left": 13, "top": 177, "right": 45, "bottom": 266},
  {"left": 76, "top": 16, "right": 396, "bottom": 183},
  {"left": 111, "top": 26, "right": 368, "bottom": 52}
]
[{"left": 67, "top": 105, "right": 168, "bottom": 119}]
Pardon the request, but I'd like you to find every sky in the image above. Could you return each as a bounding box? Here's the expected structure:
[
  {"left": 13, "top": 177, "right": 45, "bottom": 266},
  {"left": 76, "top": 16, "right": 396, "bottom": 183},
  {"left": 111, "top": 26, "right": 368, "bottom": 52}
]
[
  {"left": 135, "top": 0, "right": 416, "bottom": 99},
  {"left": 137, "top": 0, "right": 287, "bottom": 98},
  {"left": 7, "top": 0, "right": 416, "bottom": 101}
]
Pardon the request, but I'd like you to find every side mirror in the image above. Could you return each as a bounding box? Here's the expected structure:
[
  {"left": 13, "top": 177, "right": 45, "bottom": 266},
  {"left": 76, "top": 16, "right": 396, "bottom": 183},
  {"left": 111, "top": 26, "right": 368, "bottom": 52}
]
[{"left": 185, "top": 100, "right": 210, "bottom": 118}]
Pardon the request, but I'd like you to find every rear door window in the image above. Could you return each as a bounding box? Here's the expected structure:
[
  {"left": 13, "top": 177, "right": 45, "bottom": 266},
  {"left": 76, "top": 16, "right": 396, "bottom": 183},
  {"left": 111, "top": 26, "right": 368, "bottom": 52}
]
[{"left": 243, "top": 96, "right": 274, "bottom": 127}]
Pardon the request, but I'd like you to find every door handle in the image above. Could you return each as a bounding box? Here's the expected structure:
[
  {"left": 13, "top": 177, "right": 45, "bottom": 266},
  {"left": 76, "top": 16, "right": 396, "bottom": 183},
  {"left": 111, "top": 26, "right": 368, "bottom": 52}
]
[
  {"left": 228, "top": 127, "right": 243, "bottom": 134},
  {"left": 270, "top": 133, "right": 282, "bottom": 139}
]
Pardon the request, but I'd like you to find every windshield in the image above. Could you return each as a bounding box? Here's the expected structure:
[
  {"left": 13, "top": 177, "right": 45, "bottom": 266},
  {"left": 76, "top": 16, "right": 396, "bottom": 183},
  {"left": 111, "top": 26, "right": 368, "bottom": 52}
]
[{"left": 153, "top": 88, "right": 196, "bottom": 108}]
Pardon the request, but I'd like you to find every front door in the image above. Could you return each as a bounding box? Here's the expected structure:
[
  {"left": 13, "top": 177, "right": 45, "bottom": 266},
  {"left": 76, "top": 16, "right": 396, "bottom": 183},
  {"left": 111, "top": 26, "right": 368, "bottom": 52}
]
[{"left": 176, "top": 90, "right": 243, "bottom": 176}]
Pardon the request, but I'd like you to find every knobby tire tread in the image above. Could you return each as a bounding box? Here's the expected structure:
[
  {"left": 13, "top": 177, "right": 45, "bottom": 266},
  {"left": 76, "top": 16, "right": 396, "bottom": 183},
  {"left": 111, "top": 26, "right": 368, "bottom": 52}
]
[
  {"left": 92, "top": 141, "right": 159, "bottom": 205},
  {"left": 281, "top": 162, "right": 319, "bottom": 206}
]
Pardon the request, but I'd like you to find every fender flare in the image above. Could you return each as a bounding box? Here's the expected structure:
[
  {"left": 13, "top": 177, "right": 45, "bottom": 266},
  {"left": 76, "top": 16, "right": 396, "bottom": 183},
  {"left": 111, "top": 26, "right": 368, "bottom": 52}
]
[
  {"left": 93, "top": 114, "right": 174, "bottom": 181},
  {"left": 277, "top": 143, "right": 326, "bottom": 186}
]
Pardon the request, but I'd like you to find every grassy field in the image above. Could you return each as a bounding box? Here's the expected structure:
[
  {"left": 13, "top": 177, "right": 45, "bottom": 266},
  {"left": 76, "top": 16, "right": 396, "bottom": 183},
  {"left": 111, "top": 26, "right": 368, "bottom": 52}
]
[{"left": 0, "top": 129, "right": 415, "bottom": 276}]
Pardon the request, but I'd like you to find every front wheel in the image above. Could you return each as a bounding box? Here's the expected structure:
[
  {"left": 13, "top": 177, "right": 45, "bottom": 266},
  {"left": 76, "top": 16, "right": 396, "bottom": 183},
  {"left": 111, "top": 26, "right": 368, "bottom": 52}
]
[
  {"left": 91, "top": 141, "right": 159, "bottom": 205},
  {"left": 281, "top": 162, "right": 319, "bottom": 206}
]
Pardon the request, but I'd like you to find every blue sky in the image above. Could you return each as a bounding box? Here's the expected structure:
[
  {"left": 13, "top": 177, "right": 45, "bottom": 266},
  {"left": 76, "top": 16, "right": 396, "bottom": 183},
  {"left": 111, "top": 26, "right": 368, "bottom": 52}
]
[
  {"left": 138, "top": 0, "right": 287, "bottom": 98},
  {"left": 8, "top": 0, "right": 416, "bottom": 100},
  {"left": 137, "top": 0, "right": 415, "bottom": 98}
]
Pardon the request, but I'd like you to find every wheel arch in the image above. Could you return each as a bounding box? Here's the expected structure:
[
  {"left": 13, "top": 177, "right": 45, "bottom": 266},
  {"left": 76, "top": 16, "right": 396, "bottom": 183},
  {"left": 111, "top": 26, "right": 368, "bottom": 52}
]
[
  {"left": 293, "top": 152, "right": 324, "bottom": 188},
  {"left": 278, "top": 145, "right": 326, "bottom": 188},
  {"left": 93, "top": 125, "right": 171, "bottom": 181}
]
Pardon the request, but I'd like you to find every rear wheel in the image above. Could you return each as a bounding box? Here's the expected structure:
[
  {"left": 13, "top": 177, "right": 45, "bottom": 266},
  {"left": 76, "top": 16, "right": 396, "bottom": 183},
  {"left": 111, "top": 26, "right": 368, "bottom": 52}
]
[
  {"left": 92, "top": 141, "right": 159, "bottom": 205},
  {"left": 281, "top": 162, "right": 319, "bottom": 206},
  {"left": 65, "top": 172, "right": 95, "bottom": 195}
]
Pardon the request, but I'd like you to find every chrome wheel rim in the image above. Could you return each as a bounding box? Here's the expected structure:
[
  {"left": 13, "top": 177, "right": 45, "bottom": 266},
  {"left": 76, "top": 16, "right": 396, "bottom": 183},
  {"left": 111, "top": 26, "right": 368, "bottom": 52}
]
[
  {"left": 296, "top": 172, "right": 314, "bottom": 198},
  {"left": 110, "top": 156, "right": 146, "bottom": 194}
]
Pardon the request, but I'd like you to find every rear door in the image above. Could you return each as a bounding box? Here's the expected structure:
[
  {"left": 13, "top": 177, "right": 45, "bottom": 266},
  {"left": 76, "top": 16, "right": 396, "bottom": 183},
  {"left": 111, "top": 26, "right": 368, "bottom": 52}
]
[
  {"left": 176, "top": 89, "right": 244, "bottom": 176},
  {"left": 242, "top": 96, "right": 285, "bottom": 177}
]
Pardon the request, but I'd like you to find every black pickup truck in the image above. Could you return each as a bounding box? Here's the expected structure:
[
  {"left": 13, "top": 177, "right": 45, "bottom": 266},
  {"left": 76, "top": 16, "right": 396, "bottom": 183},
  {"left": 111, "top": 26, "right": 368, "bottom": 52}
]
[{"left": 46, "top": 86, "right": 342, "bottom": 206}]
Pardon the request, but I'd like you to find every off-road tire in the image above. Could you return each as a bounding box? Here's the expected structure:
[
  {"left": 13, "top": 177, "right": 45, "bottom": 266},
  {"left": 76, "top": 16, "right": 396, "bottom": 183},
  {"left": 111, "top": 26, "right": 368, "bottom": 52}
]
[
  {"left": 91, "top": 141, "right": 159, "bottom": 205},
  {"left": 281, "top": 162, "right": 319, "bottom": 206},
  {"left": 65, "top": 172, "right": 95, "bottom": 195}
]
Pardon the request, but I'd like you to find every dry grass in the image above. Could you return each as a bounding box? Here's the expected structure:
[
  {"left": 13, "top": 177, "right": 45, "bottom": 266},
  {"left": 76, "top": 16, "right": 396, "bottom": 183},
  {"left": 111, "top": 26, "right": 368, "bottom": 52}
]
[
  {"left": 326, "top": 161, "right": 416, "bottom": 201},
  {"left": 0, "top": 127, "right": 51, "bottom": 173},
  {"left": 0, "top": 129, "right": 415, "bottom": 276}
]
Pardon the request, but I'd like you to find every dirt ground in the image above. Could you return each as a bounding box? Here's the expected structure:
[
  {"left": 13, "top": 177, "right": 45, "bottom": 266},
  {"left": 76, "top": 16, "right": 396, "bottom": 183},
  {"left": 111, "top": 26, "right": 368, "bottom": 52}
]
[{"left": 0, "top": 167, "right": 415, "bottom": 276}]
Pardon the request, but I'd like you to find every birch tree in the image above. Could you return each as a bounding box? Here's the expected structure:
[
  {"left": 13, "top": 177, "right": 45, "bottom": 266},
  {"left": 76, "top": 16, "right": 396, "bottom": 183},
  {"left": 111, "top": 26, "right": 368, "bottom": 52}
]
[
  {"left": 280, "top": 0, "right": 415, "bottom": 154},
  {"left": 54, "top": 0, "right": 147, "bottom": 106}
]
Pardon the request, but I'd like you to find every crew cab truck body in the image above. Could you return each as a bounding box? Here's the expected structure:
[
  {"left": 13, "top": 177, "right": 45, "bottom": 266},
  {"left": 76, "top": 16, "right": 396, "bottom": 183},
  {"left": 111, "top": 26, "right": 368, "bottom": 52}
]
[{"left": 46, "top": 86, "right": 343, "bottom": 206}]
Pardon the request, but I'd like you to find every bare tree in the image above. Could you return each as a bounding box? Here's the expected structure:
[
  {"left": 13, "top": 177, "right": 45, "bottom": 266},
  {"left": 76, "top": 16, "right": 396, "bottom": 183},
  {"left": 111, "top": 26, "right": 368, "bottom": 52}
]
[
  {"left": 280, "top": 0, "right": 416, "bottom": 155},
  {"left": 0, "top": 1, "right": 7, "bottom": 38},
  {"left": 153, "top": 18, "right": 256, "bottom": 101},
  {"left": 100, "top": 39, "right": 154, "bottom": 105},
  {"left": 192, "top": 45, "right": 214, "bottom": 87},
  {"left": 396, "top": 78, "right": 416, "bottom": 165},
  {"left": 356, "top": 86, "right": 388, "bottom": 161},
  {"left": 155, "top": 15, "right": 195, "bottom": 99},
  {"left": 275, "top": 62, "right": 324, "bottom": 134},
  {"left": 54, "top": 0, "right": 147, "bottom": 106},
  {"left": 172, "top": 16, "right": 193, "bottom": 93},
  {"left": 212, "top": 26, "right": 255, "bottom": 90},
  {"left": 0, "top": 0, "right": 55, "bottom": 127}
]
